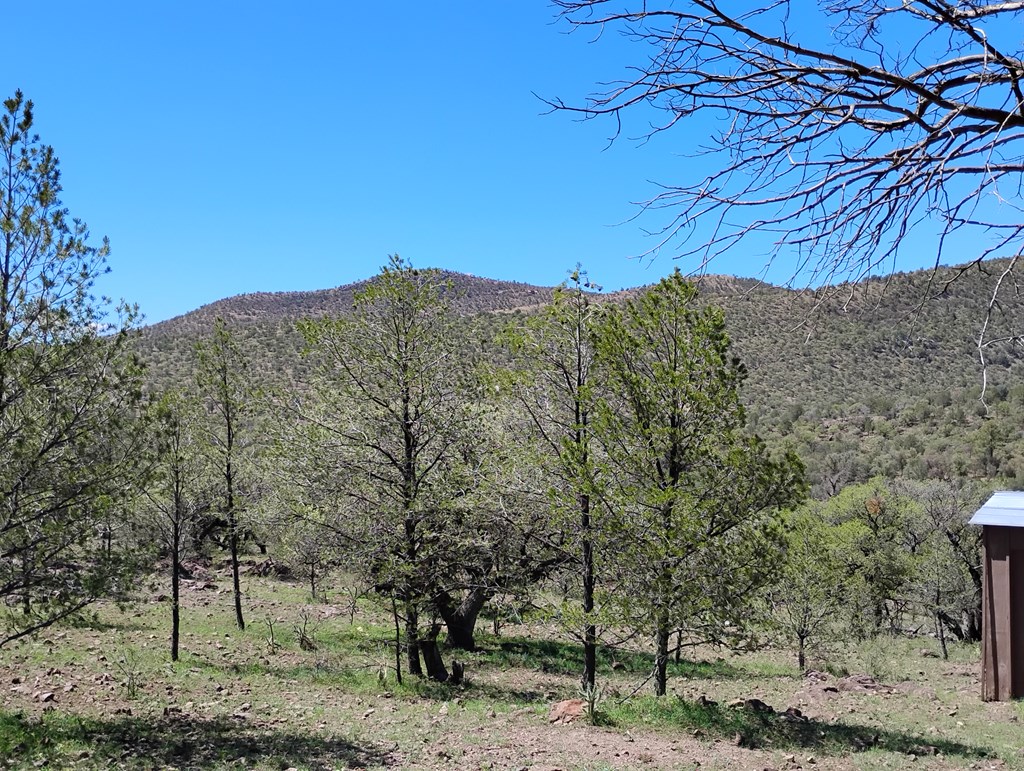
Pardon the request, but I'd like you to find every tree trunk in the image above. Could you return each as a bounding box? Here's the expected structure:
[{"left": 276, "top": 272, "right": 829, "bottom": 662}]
[
  {"left": 938, "top": 609, "right": 968, "bottom": 641},
  {"left": 965, "top": 607, "right": 982, "bottom": 643},
  {"left": 229, "top": 517, "right": 244, "bottom": 630},
  {"left": 654, "top": 621, "right": 670, "bottom": 697},
  {"left": 797, "top": 633, "right": 806, "bottom": 671},
  {"left": 581, "top": 493, "right": 596, "bottom": 689},
  {"left": 171, "top": 553, "right": 180, "bottom": 662},
  {"left": 391, "top": 595, "right": 403, "bottom": 686},
  {"left": 438, "top": 587, "right": 491, "bottom": 651},
  {"left": 406, "top": 603, "right": 422, "bottom": 677},
  {"left": 935, "top": 612, "right": 949, "bottom": 660},
  {"left": 420, "top": 625, "right": 449, "bottom": 682},
  {"left": 227, "top": 501, "right": 244, "bottom": 630},
  {"left": 872, "top": 601, "right": 885, "bottom": 635}
]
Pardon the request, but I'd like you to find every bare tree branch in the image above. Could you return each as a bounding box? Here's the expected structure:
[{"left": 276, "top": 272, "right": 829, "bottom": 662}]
[{"left": 553, "top": 0, "right": 1024, "bottom": 371}]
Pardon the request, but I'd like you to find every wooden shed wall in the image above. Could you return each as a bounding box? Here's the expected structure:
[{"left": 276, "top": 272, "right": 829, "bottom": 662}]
[{"left": 981, "top": 526, "right": 1024, "bottom": 701}]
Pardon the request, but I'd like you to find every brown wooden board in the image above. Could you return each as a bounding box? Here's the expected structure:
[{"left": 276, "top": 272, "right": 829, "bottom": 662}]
[{"left": 981, "top": 526, "right": 1024, "bottom": 700}]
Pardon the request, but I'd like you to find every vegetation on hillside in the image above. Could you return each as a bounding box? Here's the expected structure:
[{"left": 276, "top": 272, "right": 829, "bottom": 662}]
[{"left": 3, "top": 88, "right": 1022, "bottom": 770}]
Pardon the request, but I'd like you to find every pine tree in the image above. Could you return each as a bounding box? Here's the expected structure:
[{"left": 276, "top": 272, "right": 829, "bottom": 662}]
[{"left": 0, "top": 91, "right": 147, "bottom": 646}]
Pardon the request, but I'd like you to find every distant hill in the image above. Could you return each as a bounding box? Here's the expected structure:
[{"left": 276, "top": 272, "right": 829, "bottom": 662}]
[
  {"left": 143, "top": 272, "right": 562, "bottom": 339},
  {"left": 136, "top": 260, "right": 1024, "bottom": 494}
]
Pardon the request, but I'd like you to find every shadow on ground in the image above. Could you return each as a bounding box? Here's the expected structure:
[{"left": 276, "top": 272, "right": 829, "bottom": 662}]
[
  {"left": 473, "top": 636, "right": 765, "bottom": 681},
  {"left": 0, "top": 710, "right": 396, "bottom": 769},
  {"left": 607, "top": 698, "right": 993, "bottom": 761}
]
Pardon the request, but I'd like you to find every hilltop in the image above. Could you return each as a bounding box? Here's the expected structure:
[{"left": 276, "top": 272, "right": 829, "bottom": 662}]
[
  {"left": 143, "top": 272, "right": 563, "bottom": 339},
  {"left": 136, "top": 260, "right": 1024, "bottom": 493}
]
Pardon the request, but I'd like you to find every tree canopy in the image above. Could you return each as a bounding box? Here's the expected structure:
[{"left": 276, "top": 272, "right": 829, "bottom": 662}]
[{"left": 0, "top": 91, "right": 147, "bottom": 646}]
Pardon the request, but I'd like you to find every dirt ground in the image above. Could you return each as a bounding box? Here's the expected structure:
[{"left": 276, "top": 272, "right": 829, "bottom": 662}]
[{"left": 1, "top": 571, "right": 1021, "bottom": 770}]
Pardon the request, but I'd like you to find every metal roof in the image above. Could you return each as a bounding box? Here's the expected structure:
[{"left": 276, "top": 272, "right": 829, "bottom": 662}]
[{"left": 970, "top": 491, "right": 1024, "bottom": 527}]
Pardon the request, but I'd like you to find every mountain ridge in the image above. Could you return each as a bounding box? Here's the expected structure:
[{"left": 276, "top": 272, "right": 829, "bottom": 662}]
[
  {"left": 141, "top": 269, "right": 772, "bottom": 337},
  {"left": 136, "top": 259, "right": 1024, "bottom": 493}
]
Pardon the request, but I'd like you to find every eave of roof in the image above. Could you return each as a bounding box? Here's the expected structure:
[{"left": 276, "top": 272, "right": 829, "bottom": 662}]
[{"left": 969, "top": 491, "right": 1024, "bottom": 527}]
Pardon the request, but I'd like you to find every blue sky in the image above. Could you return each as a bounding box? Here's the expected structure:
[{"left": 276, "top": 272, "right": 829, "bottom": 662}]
[{"left": 5, "top": 2, "right": 935, "bottom": 324}]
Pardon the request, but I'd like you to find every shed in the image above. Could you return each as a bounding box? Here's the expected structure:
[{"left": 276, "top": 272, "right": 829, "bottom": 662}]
[{"left": 970, "top": 490, "right": 1024, "bottom": 701}]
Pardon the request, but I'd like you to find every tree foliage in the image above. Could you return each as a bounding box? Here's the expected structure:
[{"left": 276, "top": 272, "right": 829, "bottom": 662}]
[
  {"left": 0, "top": 91, "right": 147, "bottom": 646},
  {"left": 594, "top": 271, "right": 805, "bottom": 694},
  {"left": 142, "top": 390, "right": 210, "bottom": 661},
  {"left": 503, "top": 267, "right": 609, "bottom": 689},
  {"left": 195, "top": 317, "right": 255, "bottom": 630},
  {"left": 296, "top": 256, "right": 484, "bottom": 681},
  {"left": 770, "top": 505, "right": 854, "bottom": 670}
]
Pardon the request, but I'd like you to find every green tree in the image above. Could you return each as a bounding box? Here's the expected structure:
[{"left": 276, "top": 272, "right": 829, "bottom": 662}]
[
  {"left": 195, "top": 317, "right": 254, "bottom": 630},
  {"left": 0, "top": 91, "right": 147, "bottom": 646},
  {"left": 297, "top": 256, "right": 480, "bottom": 681},
  {"left": 594, "top": 271, "right": 805, "bottom": 695},
  {"left": 770, "top": 504, "right": 856, "bottom": 670},
  {"left": 504, "top": 267, "right": 608, "bottom": 689},
  {"left": 143, "top": 390, "right": 210, "bottom": 662},
  {"left": 824, "top": 480, "right": 917, "bottom": 637},
  {"left": 901, "top": 479, "right": 988, "bottom": 650}
]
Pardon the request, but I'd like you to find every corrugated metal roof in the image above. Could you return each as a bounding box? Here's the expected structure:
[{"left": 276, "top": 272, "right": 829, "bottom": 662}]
[{"left": 970, "top": 491, "right": 1024, "bottom": 527}]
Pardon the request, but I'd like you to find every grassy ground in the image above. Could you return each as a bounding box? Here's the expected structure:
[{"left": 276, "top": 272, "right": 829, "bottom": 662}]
[{"left": 0, "top": 563, "right": 1020, "bottom": 770}]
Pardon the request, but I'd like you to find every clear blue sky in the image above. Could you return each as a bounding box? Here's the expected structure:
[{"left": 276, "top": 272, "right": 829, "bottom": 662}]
[{"left": 5, "top": 2, "right": 926, "bottom": 324}]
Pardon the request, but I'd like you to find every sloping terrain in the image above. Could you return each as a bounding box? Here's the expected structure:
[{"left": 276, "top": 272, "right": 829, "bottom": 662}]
[{"left": 135, "top": 260, "right": 1024, "bottom": 491}]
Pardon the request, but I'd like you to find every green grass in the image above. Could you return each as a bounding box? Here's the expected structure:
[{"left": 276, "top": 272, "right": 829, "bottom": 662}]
[
  {"left": 596, "top": 696, "right": 995, "bottom": 759},
  {"left": 469, "top": 634, "right": 792, "bottom": 681},
  {"left": 1, "top": 569, "right": 1018, "bottom": 770},
  {"left": 0, "top": 709, "right": 390, "bottom": 770}
]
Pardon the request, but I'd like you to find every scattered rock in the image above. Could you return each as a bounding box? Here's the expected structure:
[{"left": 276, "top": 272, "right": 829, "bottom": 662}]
[
  {"left": 851, "top": 732, "right": 880, "bottom": 751},
  {"left": 728, "top": 697, "right": 773, "bottom": 713},
  {"left": 780, "top": 706, "right": 808, "bottom": 723},
  {"left": 837, "top": 674, "right": 893, "bottom": 694},
  {"left": 548, "top": 699, "right": 585, "bottom": 725}
]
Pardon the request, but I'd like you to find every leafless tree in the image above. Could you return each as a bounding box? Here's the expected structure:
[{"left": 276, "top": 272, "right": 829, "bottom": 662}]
[{"left": 553, "top": 1, "right": 1024, "bottom": 370}]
